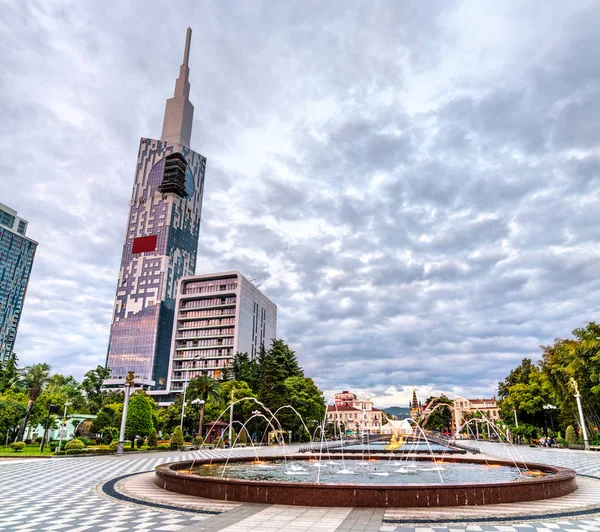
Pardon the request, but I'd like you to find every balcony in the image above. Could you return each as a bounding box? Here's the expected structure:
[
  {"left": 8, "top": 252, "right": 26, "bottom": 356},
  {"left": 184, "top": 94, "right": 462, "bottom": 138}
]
[
  {"left": 179, "top": 301, "right": 236, "bottom": 312},
  {"left": 176, "top": 344, "right": 233, "bottom": 351}
]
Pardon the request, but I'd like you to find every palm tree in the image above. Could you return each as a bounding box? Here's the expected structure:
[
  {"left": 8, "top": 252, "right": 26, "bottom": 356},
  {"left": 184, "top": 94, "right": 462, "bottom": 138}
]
[
  {"left": 15, "top": 363, "right": 51, "bottom": 441},
  {"left": 186, "top": 375, "right": 222, "bottom": 440}
]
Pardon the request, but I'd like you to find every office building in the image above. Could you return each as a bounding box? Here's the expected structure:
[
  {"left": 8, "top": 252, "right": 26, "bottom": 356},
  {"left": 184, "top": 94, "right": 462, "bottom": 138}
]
[
  {"left": 104, "top": 28, "right": 207, "bottom": 390},
  {"left": 167, "top": 271, "right": 277, "bottom": 391},
  {"left": 0, "top": 203, "right": 37, "bottom": 362}
]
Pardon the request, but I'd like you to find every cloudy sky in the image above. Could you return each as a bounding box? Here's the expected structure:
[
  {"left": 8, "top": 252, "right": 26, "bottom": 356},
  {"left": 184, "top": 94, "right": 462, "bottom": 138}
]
[{"left": 2, "top": 0, "right": 600, "bottom": 407}]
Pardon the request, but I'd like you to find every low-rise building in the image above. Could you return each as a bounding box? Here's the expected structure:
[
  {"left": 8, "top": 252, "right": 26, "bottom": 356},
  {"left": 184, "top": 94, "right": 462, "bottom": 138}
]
[
  {"left": 452, "top": 397, "right": 500, "bottom": 433},
  {"left": 326, "top": 391, "right": 384, "bottom": 434}
]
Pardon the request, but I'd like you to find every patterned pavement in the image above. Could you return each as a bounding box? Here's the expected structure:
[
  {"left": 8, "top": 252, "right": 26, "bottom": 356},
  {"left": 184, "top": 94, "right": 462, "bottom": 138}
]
[{"left": 2, "top": 442, "right": 600, "bottom": 531}]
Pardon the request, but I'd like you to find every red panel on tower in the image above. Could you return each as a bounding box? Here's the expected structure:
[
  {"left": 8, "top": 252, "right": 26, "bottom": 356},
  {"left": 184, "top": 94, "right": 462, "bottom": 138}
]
[{"left": 132, "top": 235, "right": 158, "bottom": 254}]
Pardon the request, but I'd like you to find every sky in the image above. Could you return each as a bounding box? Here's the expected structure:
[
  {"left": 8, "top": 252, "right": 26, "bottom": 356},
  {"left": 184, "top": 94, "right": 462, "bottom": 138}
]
[{"left": 2, "top": 0, "right": 600, "bottom": 408}]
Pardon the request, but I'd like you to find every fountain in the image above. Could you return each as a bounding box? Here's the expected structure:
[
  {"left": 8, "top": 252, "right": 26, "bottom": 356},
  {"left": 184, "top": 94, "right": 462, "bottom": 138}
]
[{"left": 155, "top": 397, "right": 577, "bottom": 507}]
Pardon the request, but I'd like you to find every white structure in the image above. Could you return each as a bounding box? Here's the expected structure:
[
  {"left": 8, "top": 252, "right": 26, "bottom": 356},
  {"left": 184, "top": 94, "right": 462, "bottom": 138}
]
[
  {"left": 166, "top": 271, "right": 277, "bottom": 391},
  {"left": 380, "top": 419, "right": 413, "bottom": 435}
]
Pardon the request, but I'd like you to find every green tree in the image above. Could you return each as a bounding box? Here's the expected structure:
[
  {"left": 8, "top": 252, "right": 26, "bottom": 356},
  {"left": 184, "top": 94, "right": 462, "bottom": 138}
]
[
  {"left": 205, "top": 380, "right": 256, "bottom": 424},
  {"left": 15, "top": 363, "right": 51, "bottom": 441},
  {"left": 0, "top": 353, "right": 20, "bottom": 393},
  {"left": 232, "top": 352, "right": 259, "bottom": 391},
  {"left": 170, "top": 426, "right": 184, "bottom": 448},
  {"left": 283, "top": 376, "right": 325, "bottom": 441},
  {"left": 497, "top": 358, "right": 552, "bottom": 432},
  {"left": 147, "top": 428, "right": 158, "bottom": 448},
  {"left": 187, "top": 375, "right": 222, "bottom": 439},
  {"left": 423, "top": 395, "right": 453, "bottom": 432},
  {"left": 81, "top": 366, "right": 111, "bottom": 414},
  {"left": 125, "top": 393, "right": 154, "bottom": 449},
  {"left": 565, "top": 425, "right": 577, "bottom": 444},
  {"left": 0, "top": 395, "right": 27, "bottom": 444}
]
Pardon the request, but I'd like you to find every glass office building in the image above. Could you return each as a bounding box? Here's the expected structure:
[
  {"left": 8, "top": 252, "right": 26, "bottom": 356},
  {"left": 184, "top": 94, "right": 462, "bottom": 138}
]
[
  {"left": 0, "top": 203, "right": 37, "bottom": 363},
  {"left": 104, "top": 28, "right": 207, "bottom": 390}
]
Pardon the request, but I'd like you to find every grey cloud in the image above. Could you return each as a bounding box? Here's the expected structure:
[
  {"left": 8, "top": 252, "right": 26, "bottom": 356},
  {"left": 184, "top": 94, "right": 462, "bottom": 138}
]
[{"left": 3, "top": 0, "right": 600, "bottom": 405}]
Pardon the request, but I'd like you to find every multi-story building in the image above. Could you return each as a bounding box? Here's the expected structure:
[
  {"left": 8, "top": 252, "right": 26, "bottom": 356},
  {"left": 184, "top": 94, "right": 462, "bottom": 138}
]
[
  {"left": 167, "top": 271, "right": 277, "bottom": 392},
  {"left": 104, "top": 28, "right": 207, "bottom": 390},
  {"left": 326, "top": 391, "right": 384, "bottom": 435},
  {"left": 451, "top": 397, "right": 500, "bottom": 433},
  {"left": 0, "top": 203, "right": 37, "bottom": 363}
]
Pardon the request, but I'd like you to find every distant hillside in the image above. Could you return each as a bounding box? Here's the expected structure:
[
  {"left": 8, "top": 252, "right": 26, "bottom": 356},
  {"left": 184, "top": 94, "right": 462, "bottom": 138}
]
[{"left": 381, "top": 406, "right": 411, "bottom": 418}]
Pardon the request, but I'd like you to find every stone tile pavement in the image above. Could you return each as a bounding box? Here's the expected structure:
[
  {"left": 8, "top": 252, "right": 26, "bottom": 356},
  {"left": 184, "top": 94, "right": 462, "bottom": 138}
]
[{"left": 3, "top": 442, "right": 600, "bottom": 531}]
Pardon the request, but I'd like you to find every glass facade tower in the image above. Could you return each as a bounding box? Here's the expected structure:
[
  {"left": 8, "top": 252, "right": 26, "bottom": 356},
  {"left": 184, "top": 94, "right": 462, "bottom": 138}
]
[
  {"left": 105, "top": 28, "right": 206, "bottom": 389},
  {"left": 0, "top": 203, "right": 37, "bottom": 363}
]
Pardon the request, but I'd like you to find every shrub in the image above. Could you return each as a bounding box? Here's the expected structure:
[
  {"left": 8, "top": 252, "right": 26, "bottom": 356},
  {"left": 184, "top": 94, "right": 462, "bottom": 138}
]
[
  {"left": 65, "top": 439, "right": 85, "bottom": 451},
  {"left": 78, "top": 437, "right": 91, "bottom": 447},
  {"left": 24, "top": 439, "right": 32, "bottom": 444},
  {"left": 193, "top": 436, "right": 203, "bottom": 447},
  {"left": 170, "top": 427, "right": 184, "bottom": 449},
  {"left": 147, "top": 429, "right": 158, "bottom": 448},
  {"left": 109, "top": 441, "right": 119, "bottom": 452},
  {"left": 10, "top": 441, "right": 25, "bottom": 452},
  {"left": 35, "top": 436, "right": 43, "bottom": 444},
  {"left": 136, "top": 437, "right": 145, "bottom": 448},
  {"left": 49, "top": 442, "right": 58, "bottom": 452},
  {"left": 565, "top": 425, "right": 577, "bottom": 445}
]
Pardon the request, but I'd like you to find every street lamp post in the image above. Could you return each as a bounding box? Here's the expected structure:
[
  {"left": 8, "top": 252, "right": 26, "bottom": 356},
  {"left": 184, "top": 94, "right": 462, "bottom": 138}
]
[
  {"left": 252, "top": 409, "right": 261, "bottom": 444},
  {"left": 543, "top": 404, "right": 557, "bottom": 435},
  {"left": 180, "top": 374, "right": 189, "bottom": 432},
  {"left": 116, "top": 371, "right": 135, "bottom": 455},
  {"left": 57, "top": 401, "right": 71, "bottom": 453},
  {"left": 228, "top": 387, "right": 236, "bottom": 446},
  {"left": 569, "top": 378, "right": 589, "bottom": 450},
  {"left": 180, "top": 355, "right": 201, "bottom": 433}
]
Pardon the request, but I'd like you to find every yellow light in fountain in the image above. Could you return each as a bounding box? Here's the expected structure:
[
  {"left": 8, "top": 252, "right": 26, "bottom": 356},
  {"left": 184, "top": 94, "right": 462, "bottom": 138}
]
[{"left": 386, "top": 434, "right": 405, "bottom": 450}]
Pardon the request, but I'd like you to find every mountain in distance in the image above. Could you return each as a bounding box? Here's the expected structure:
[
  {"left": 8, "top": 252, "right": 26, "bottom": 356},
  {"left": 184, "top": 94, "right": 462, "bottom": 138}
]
[{"left": 381, "top": 406, "right": 411, "bottom": 419}]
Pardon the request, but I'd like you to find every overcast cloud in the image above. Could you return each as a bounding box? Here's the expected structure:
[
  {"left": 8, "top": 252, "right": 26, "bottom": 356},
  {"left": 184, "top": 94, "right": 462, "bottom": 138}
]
[{"left": 2, "top": 0, "right": 600, "bottom": 408}]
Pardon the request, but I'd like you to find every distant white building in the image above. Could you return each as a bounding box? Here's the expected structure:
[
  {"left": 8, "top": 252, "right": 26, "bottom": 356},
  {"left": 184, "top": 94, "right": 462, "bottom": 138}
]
[{"left": 166, "top": 271, "right": 277, "bottom": 392}]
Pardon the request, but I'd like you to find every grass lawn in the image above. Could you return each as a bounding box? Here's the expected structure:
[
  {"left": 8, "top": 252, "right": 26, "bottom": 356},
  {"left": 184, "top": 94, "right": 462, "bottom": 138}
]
[{"left": 0, "top": 444, "right": 55, "bottom": 456}]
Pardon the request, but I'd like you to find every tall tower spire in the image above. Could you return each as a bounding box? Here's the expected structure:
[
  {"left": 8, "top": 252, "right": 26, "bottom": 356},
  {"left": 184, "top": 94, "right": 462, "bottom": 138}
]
[{"left": 161, "top": 27, "right": 194, "bottom": 147}]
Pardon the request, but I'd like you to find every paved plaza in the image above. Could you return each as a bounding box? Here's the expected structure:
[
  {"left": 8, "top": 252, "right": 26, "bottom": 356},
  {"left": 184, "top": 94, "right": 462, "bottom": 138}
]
[{"left": 2, "top": 442, "right": 600, "bottom": 531}]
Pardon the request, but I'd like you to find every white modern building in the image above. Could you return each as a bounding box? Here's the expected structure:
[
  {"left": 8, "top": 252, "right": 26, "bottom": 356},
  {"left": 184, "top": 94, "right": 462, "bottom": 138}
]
[{"left": 166, "top": 271, "right": 277, "bottom": 392}]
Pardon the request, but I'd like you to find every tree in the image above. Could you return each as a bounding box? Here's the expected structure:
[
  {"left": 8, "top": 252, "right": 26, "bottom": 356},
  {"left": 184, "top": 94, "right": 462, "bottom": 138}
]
[
  {"left": 125, "top": 393, "right": 154, "bottom": 449},
  {"left": 283, "top": 376, "right": 325, "bottom": 440},
  {"left": 205, "top": 380, "right": 256, "bottom": 424},
  {"left": 171, "top": 426, "right": 184, "bottom": 448},
  {"left": 0, "top": 395, "right": 27, "bottom": 444},
  {"left": 0, "top": 352, "right": 20, "bottom": 393},
  {"left": 147, "top": 429, "right": 158, "bottom": 448},
  {"left": 497, "top": 358, "right": 552, "bottom": 432},
  {"left": 423, "top": 395, "right": 453, "bottom": 432},
  {"left": 81, "top": 366, "right": 111, "bottom": 414},
  {"left": 187, "top": 375, "right": 222, "bottom": 439},
  {"left": 15, "top": 363, "right": 51, "bottom": 441},
  {"left": 232, "top": 352, "right": 259, "bottom": 391},
  {"left": 565, "top": 425, "right": 577, "bottom": 444}
]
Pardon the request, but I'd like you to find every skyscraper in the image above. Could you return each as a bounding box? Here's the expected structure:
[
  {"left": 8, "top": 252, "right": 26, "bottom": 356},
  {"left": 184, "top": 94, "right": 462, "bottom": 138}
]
[
  {"left": 105, "top": 28, "right": 206, "bottom": 390},
  {"left": 0, "top": 203, "right": 37, "bottom": 363}
]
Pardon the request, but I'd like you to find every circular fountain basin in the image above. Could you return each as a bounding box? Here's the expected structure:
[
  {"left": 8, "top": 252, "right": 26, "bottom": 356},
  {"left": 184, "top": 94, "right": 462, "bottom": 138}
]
[{"left": 154, "top": 455, "right": 577, "bottom": 507}]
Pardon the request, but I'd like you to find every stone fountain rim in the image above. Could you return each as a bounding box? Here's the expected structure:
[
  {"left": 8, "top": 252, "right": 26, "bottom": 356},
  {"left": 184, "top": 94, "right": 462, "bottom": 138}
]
[{"left": 156, "top": 454, "right": 576, "bottom": 490}]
